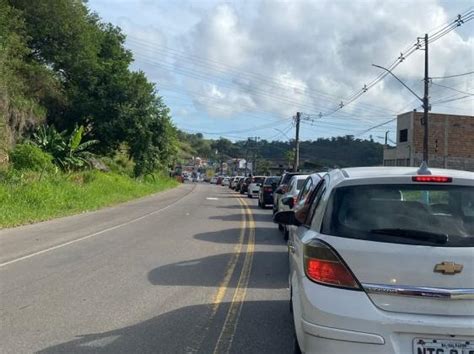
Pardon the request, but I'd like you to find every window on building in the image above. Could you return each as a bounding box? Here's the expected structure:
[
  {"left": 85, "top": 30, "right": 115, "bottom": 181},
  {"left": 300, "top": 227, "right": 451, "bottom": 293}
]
[{"left": 399, "top": 129, "right": 408, "bottom": 142}]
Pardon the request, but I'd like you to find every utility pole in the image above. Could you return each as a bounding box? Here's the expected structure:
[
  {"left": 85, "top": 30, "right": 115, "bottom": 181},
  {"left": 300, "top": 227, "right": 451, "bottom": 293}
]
[
  {"left": 252, "top": 136, "right": 260, "bottom": 175},
  {"left": 244, "top": 140, "right": 249, "bottom": 177},
  {"left": 422, "top": 33, "right": 429, "bottom": 164},
  {"left": 293, "top": 112, "right": 301, "bottom": 172}
]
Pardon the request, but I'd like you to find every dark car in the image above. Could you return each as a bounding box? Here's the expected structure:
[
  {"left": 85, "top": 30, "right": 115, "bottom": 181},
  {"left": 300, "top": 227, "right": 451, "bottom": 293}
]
[
  {"left": 258, "top": 176, "right": 280, "bottom": 208},
  {"left": 240, "top": 177, "right": 252, "bottom": 194},
  {"left": 236, "top": 177, "right": 245, "bottom": 192},
  {"left": 272, "top": 172, "right": 302, "bottom": 214}
]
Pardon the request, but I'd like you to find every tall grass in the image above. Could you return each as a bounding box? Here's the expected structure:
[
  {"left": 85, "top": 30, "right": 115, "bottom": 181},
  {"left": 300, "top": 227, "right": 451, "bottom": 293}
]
[{"left": 0, "top": 170, "right": 178, "bottom": 228}]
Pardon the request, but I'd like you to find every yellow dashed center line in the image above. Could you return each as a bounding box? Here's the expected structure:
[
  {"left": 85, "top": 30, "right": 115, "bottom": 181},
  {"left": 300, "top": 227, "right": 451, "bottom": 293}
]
[
  {"left": 185, "top": 194, "right": 249, "bottom": 354},
  {"left": 213, "top": 197, "right": 256, "bottom": 354}
]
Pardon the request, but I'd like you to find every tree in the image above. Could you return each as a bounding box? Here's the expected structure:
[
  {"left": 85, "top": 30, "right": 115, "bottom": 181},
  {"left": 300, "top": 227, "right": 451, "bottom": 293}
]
[{"left": 8, "top": 0, "right": 179, "bottom": 175}]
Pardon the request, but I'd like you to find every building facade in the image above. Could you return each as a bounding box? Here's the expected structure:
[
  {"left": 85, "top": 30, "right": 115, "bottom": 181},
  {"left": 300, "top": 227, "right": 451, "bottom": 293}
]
[{"left": 383, "top": 111, "right": 474, "bottom": 171}]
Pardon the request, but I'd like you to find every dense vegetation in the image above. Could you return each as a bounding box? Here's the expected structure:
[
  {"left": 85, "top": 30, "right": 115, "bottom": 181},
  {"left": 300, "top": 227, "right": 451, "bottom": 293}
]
[
  {"left": 1, "top": 0, "right": 177, "bottom": 175},
  {"left": 0, "top": 0, "right": 180, "bottom": 227}
]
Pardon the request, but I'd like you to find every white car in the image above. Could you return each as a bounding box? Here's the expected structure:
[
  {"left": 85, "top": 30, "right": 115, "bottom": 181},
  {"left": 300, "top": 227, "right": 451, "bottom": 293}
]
[
  {"left": 247, "top": 176, "right": 266, "bottom": 198},
  {"left": 274, "top": 166, "right": 474, "bottom": 354},
  {"left": 210, "top": 176, "right": 217, "bottom": 184},
  {"left": 231, "top": 176, "right": 243, "bottom": 189},
  {"left": 222, "top": 177, "right": 231, "bottom": 186}
]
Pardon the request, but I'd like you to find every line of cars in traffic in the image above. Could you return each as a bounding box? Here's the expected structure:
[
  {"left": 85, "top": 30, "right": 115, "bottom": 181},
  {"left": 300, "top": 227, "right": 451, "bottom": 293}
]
[{"left": 211, "top": 167, "right": 474, "bottom": 354}]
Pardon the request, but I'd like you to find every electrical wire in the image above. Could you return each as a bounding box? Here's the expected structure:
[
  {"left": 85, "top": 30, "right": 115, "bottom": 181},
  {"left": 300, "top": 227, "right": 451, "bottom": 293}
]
[
  {"left": 430, "top": 82, "right": 474, "bottom": 96},
  {"left": 127, "top": 37, "right": 396, "bottom": 116},
  {"left": 430, "top": 71, "right": 474, "bottom": 80},
  {"left": 431, "top": 95, "right": 474, "bottom": 105}
]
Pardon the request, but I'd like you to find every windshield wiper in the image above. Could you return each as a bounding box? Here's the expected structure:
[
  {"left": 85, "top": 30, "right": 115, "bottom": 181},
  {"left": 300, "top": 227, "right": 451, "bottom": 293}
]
[{"left": 369, "top": 228, "right": 448, "bottom": 244}]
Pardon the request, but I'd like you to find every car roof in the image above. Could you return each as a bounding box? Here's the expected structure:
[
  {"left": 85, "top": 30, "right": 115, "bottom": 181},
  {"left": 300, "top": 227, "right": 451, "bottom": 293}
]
[
  {"left": 291, "top": 174, "right": 309, "bottom": 181},
  {"left": 338, "top": 166, "right": 474, "bottom": 179},
  {"left": 327, "top": 166, "right": 474, "bottom": 189}
]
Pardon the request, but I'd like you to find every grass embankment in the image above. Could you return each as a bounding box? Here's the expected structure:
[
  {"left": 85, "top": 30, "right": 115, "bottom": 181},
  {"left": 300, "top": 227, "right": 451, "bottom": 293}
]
[{"left": 0, "top": 170, "right": 179, "bottom": 228}]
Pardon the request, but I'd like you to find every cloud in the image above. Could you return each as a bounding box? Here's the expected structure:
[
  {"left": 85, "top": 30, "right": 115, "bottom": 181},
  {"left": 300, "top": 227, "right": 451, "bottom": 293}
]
[{"left": 176, "top": 0, "right": 473, "bottom": 122}]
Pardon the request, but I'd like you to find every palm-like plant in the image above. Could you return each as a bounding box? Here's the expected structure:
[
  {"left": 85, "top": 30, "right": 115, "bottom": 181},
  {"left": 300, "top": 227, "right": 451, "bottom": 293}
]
[
  {"left": 59, "top": 125, "right": 99, "bottom": 171},
  {"left": 32, "top": 125, "right": 99, "bottom": 171}
]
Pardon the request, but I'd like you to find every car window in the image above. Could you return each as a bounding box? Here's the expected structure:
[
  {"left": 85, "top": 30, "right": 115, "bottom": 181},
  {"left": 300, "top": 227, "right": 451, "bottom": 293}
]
[
  {"left": 264, "top": 177, "right": 279, "bottom": 185},
  {"left": 253, "top": 177, "right": 265, "bottom": 184},
  {"left": 296, "top": 179, "right": 306, "bottom": 190},
  {"left": 322, "top": 184, "right": 474, "bottom": 247},
  {"left": 287, "top": 178, "right": 295, "bottom": 191},
  {"left": 297, "top": 178, "right": 312, "bottom": 201},
  {"left": 307, "top": 180, "right": 326, "bottom": 225}
]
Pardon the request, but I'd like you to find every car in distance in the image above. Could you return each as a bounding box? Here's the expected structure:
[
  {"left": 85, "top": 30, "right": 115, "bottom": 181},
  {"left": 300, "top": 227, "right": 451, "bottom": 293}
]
[
  {"left": 222, "top": 177, "right": 231, "bottom": 186},
  {"left": 274, "top": 166, "right": 474, "bottom": 354},
  {"left": 247, "top": 176, "right": 266, "bottom": 198},
  {"left": 231, "top": 176, "right": 243, "bottom": 189},
  {"left": 240, "top": 176, "right": 252, "bottom": 195},
  {"left": 258, "top": 176, "right": 280, "bottom": 208},
  {"left": 210, "top": 176, "right": 218, "bottom": 184},
  {"left": 273, "top": 172, "right": 302, "bottom": 214},
  {"left": 235, "top": 177, "right": 244, "bottom": 192}
]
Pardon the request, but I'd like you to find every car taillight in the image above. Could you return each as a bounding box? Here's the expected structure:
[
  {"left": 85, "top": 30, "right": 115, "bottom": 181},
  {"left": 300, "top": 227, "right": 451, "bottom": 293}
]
[
  {"left": 264, "top": 187, "right": 273, "bottom": 192},
  {"left": 304, "top": 239, "right": 360, "bottom": 290},
  {"left": 412, "top": 176, "right": 452, "bottom": 183}
]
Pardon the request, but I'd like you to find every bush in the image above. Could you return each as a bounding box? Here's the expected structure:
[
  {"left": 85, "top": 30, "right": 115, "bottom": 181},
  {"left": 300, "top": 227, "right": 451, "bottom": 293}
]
[{"left": 10, "top": 143, "right": 55, "bottom": 172}]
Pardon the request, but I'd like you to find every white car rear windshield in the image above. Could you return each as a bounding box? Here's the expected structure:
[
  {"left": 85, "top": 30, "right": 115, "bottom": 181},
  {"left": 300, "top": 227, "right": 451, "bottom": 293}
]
[{"left": 323, "top": 184, "right": 474, "bottom": 247}]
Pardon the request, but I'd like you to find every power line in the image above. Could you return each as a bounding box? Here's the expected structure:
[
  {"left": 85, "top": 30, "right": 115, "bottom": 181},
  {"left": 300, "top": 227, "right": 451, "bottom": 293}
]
[
  {"left": 430, "top": 71, "right": 474, "bottom": 80},
  {"left": 355, "top": 118, "right": 397, "bottom": 136},
  {"left": 431, "top": 95, "right": 474, "bottom": 105},
  {"left": 430, "top": 82, "right": 474, "bottom": 96},
  {"left": 314, "top": 9, "right": 473, "bottom": 119},
  {"left": 132, "top": 50, "right": 399, "bottom": 120},
  {"left": 127, "top": 37, "right": 396, "bottom": 116}
]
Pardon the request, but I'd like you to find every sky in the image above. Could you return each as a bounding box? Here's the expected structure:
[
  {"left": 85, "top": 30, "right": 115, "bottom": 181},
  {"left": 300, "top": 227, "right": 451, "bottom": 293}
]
[{"left": 88, "top": 0, "right": 473, "bottom": 144}]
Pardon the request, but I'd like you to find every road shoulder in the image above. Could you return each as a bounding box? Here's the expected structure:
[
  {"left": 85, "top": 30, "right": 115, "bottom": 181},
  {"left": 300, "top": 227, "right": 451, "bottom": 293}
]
[{"left": 0, "top": 183, "right": 195, "bottom": 266}]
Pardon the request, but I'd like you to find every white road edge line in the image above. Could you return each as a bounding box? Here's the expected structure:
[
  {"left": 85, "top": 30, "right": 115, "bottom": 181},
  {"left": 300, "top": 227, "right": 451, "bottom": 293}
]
[{"left": 0, "top": 185, "right": 196, "bottom": 269}]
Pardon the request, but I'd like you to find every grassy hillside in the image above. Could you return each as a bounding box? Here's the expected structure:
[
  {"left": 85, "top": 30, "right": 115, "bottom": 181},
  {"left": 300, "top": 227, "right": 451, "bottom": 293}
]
[{"left": 0, "top": 170, "right": 178, "bottom": 228}]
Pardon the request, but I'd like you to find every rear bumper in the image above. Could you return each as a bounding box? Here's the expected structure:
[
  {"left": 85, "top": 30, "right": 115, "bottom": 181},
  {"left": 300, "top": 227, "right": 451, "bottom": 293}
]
[
  {"left": 262, "top": 194, "right": 273, "bottom": 204},
  {"left": 296, "top": 277, "right": 474, "bottom": 354}
]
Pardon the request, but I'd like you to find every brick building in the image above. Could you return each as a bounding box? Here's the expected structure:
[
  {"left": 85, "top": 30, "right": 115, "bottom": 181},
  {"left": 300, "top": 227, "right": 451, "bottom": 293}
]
[{"left": 383, "top": 111, "right": 474, "bottom": 171}]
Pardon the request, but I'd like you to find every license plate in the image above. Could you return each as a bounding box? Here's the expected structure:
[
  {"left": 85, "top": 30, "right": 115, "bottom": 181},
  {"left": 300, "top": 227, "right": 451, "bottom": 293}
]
[{"left": 413, "top": 338, "right": 474, "bottom": 354}]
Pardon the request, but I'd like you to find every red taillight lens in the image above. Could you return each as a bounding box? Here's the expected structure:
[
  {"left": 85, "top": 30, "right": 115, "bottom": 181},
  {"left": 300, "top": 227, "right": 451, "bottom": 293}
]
[
  {"left": 264, "top": 187, "right": 273, "bottom": 192},
  {"left": 412, "top": 176, "right": 452, "bottom": 183},
  {"left": 304, "top": 240, "right": 360, "bottom": 290}
]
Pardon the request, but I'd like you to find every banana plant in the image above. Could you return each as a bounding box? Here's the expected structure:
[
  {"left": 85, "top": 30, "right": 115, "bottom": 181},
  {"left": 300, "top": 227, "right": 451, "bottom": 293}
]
[
  {"left": 32, "top": 125, "right": 99, "bottom": 171},
  {"left": 59, "top": 125, "right": 99, "bottom": 171}
]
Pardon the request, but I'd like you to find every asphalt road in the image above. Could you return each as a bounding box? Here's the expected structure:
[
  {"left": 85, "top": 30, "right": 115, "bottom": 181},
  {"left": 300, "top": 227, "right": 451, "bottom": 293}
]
[{"left": 0, "top": 183, "right": 293, "bottom": 353}]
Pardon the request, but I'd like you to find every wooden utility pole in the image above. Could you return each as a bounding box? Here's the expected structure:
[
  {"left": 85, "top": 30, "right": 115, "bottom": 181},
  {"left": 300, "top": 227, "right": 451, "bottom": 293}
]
[
  {"left": 422, "top": 33, "right": 429, "bottom": 163},
  {"left": 293, "top": 112, "right": 301, "bottom": 172}
]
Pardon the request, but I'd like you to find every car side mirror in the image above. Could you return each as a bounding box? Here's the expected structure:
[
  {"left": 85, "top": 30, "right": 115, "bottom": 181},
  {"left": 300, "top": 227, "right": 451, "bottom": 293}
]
[
  {"left": 281, "top": 196, "right": 295, "bottom": 208},
  {"left": 273, "top": 211, "right": 301, "bottom": 226},
  {"left": 275, "top": 187, "right": 284, "bottom": 194}
]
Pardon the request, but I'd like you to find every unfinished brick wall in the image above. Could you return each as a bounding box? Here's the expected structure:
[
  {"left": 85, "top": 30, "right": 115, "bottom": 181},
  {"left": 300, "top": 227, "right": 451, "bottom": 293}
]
[{"left": 412, "top": 112, "right": 474, "bottom": 170}]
